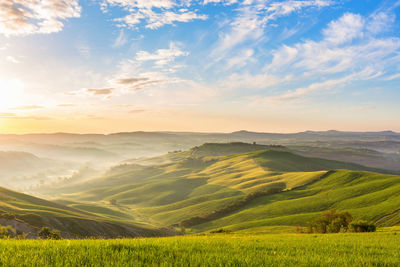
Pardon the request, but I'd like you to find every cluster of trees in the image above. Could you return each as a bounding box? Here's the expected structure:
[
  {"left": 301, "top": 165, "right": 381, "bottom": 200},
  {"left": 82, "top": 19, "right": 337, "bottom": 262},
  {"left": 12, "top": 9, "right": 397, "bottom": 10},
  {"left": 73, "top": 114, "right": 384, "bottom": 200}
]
[
  {"left": 308, "top": 209, "right": 376, "bottom": 233},
  {"left": 180, "top": 187, "right": 283, "bottom": 228}
]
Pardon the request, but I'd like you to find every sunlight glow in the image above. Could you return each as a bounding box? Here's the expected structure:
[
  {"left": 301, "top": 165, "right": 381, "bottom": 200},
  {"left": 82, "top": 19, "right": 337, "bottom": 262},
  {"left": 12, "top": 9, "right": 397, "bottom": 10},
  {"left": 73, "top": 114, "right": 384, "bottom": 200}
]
[{"left": 0, "top": 77, "right": 24, "bottom": 109}]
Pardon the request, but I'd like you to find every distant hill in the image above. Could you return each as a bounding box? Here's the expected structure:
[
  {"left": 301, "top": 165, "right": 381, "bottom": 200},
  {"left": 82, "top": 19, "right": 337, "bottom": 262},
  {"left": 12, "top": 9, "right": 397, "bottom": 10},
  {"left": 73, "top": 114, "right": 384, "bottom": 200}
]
[
  {"left": 0, "top": 151, "right": 54, "bottom": 174},
  {"left": 190, "top": 142, "right": 286, "bottom": 157},
  {"left": 290, "top": 146, "right": 400, "bottom": 172}
]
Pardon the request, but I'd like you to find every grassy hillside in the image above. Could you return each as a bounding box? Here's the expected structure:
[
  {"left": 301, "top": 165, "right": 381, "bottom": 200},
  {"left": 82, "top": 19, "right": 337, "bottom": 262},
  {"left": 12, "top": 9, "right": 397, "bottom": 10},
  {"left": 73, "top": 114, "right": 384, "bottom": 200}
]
[
  {"left": 192, "top": 170, "right": 400, "bottom": 232},
  {"left": 0, "top": 187, "right": 172, "bottom": 238},
  {"left": 50, "top": 145, "right": 399, "bottom": 230}
]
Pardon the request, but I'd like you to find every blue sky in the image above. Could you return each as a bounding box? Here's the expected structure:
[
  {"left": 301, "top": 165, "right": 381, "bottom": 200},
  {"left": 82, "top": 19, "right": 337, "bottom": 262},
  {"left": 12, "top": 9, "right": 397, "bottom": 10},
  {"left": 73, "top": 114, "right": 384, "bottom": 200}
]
[{"left": 0, "top": 0, "right": 399, "bottom": 133}]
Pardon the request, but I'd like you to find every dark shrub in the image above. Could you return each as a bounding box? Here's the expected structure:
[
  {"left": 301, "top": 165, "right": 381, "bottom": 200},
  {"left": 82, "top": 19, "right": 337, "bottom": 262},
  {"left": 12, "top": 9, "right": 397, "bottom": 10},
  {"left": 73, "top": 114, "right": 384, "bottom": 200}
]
[
  {"left": 210, "top": 228, "right": 232, "bottom": 234},
  {"left": 38, "top": 227, "right": 62, "bottom": 239},
  {"left": 349, "top": 220, "right": 376, "bottom": 232}
]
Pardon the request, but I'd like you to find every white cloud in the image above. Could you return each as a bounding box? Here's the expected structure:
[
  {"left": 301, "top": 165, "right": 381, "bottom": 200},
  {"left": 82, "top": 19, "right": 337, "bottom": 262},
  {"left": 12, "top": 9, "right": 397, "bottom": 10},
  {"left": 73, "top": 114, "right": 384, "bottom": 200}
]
[
  {"left": 104, "top": 0, "right": 207, "bottom": 29},
  {"left": 0, "top": 0, "right": 81, "bottom": 36},
  {"left": 211, "top": 0, "right": 333, "bottom": 61},
  {"left": 266, "top": 12, "right": 400, "bottom": 76},
  {"left": 323, "top": 13, "right": 364, "bottom": 45},
  {"left": 143, "top": 10, "right": 208, "bottom": 29},
  {"left": 263, "top": 0, "right": 332, "bottom": 17},
  {"left": 367, "top": 12, "right": 395, "bottom": 34},
  {"left": 136, "top": 42, "right": 189, "bottom": 66},
  {"left": 105, "top": 0, "right": 175, "bottom": 9},
  {"left": 203, "top": 0, "right": 238, "bottom": 5},
  {"left": 253, "top": 8, "right": 400, "bottom": 105}
]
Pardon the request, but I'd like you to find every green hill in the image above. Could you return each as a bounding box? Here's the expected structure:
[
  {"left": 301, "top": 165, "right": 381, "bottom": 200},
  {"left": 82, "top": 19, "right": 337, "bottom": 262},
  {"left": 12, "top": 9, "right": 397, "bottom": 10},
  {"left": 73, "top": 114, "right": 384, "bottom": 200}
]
[
  {"left": 49, "top": 145, "right": 399, "bottom": 231},
  {"left": 191, "top": 170, "right": 400, "bottom": 232},
  {"left": 0, "top": 187, "right": 173, "bottom": 238}
]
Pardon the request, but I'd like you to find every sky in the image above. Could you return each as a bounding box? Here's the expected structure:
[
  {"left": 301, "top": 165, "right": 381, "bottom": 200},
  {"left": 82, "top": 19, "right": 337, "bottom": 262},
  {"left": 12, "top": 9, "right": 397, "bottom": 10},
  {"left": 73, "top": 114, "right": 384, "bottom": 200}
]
[{"left": 0, "top": 0, "right": 399, "bottom": 134}]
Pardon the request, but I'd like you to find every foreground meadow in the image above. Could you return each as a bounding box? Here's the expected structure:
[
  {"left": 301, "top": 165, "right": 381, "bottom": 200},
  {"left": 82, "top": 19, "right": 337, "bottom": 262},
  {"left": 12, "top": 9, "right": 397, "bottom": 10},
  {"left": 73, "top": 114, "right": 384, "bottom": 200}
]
[{"left": 1, "top": 230, "right": 399, "bottom": 267}]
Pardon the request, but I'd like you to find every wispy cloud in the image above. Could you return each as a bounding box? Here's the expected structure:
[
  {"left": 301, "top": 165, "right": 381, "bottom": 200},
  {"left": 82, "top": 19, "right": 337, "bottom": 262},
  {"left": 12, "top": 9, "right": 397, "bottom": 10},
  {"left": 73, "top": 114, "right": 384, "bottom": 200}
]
[
  {"left": 222, "top": 72, "right": 281, "bottom": 90},
  {"left": 136, "top": 42, "right": 189, "bottom": 66},
  {"left": 85, "top": 88, "right": 114, "bottom": 96},
  {"left": 226, "top": 49, "right": 255, "bottom": 69},
  {"left": 113, "top": 30, "right": 127, "bottom": 48},
  {"left": 103, "top": 0, "right": 207, "bottom": 29},
  {"left": 5, "top": 55, "right": 19, "bottom": 63},
  {"left": 0, "top": 113, "right": 50, "bottom": 120},
  {"left": 10, "top": 105, "right": 44, "bottom": 110},
  {"left": 211, "top": 0, "right": 333, "bottom": 61},
  {"left": 76, "top": 43, "right": 91, "bottom": 58},
  {"left": 111, "top": 76, "right": 165, "bottom": 91},
  {"left": 265, "top": 11, "right": 400, "bottom": 76}
]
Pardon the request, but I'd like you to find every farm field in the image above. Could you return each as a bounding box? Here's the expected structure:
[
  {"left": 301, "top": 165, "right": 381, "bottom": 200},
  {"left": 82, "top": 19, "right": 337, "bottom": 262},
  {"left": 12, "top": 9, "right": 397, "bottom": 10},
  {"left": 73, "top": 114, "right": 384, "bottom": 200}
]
[{"left": 0, "top": 230, "right": 399, "bottom": 266}]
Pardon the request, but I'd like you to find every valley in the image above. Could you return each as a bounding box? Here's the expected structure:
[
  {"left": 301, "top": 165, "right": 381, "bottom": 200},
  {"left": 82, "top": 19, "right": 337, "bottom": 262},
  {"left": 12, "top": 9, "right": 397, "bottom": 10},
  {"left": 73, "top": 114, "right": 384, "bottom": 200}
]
[{"left": 0, "top": 132, "right": 398, "bottom": 238}]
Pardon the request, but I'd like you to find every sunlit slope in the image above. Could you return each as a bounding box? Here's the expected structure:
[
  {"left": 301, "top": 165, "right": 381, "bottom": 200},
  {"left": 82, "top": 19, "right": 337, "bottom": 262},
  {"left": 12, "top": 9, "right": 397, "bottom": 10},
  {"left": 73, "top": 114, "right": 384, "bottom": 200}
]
[
  {"left": 59, "top": 148, "right": 386, "bottom": 227},
  {"left": 192, "top": 170, "right": 400, "bottom": 232},
  {"left": 0, "top": 187, "right": 171, "bottom": 238}
]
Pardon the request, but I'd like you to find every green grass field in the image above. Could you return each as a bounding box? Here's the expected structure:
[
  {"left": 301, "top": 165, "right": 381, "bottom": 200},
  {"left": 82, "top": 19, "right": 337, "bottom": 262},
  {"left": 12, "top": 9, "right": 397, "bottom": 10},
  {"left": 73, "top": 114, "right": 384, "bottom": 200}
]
[{"left": 0, "top": 231, "right": 399, "bottom": 266}]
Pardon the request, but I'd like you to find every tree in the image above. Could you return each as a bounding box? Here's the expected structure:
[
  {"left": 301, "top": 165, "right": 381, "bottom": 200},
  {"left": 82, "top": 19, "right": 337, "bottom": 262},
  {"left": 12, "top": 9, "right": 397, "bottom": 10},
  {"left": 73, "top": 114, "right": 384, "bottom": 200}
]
[
  {"left": 308, "top": 209, "right": 353, "bottom": 233},
  {"left": 38, "top": 227, "right": 62, "bottom": 239}
]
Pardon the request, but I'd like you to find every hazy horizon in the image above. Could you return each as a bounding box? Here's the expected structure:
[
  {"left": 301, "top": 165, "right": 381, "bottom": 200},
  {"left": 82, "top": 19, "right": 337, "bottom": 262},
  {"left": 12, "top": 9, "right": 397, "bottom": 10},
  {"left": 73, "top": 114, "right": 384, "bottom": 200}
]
[{"left": 0, "top": 129, "right": 399, "bottom": 135}]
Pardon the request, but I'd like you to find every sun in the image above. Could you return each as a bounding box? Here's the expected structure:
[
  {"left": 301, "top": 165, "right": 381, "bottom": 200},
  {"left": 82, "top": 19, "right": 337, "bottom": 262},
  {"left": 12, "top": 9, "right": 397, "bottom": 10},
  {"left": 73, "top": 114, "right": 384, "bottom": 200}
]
[{"left": 0, "top": 77, "right": 24, "bottom": 109}]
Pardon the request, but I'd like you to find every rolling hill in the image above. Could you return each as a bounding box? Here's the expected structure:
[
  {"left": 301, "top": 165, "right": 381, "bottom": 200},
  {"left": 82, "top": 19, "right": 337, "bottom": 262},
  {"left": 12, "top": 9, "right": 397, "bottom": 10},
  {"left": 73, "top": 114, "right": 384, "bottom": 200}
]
[
  {"left": 0, "top": 187, "right": 174, "bottom": 238},
  {"left": 1, "top": 142, "right": 398, "bottom": 236},
  {"left": 45, "top": 143, "right": 400, "bottom": 232}
]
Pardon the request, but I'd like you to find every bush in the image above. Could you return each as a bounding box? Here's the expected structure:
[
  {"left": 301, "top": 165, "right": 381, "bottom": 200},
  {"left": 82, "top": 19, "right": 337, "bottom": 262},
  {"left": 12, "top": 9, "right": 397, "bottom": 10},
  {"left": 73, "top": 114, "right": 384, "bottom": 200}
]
[
  {"left": 210, "top": 228, "right": 232, "bottom": 234},
  {"left": 0, "top": 225, "right": 26, "bottom": 239},
  {"left": 349, "top": 220, "right": 376, "bottom": 232},
  {"left": 0, "top": 226, "right": 16, "bottom": 239},
  {"left": 308, "top": 209, "right": 353, "bottom": 233},
  {"left": 38, "top": 227, "right": 62, "bottom": 240}
]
